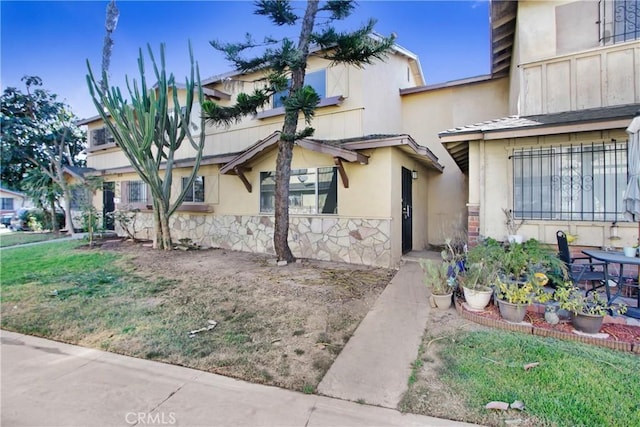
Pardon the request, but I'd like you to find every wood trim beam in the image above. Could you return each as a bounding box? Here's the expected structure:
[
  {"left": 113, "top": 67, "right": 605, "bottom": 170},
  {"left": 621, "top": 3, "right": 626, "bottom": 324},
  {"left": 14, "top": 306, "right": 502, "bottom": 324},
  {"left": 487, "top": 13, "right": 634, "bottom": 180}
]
[
  {"left": 234, "top": 166, "right": 252, "bottom": 193},
  {"left": 334, "top": 157, "right": 349, "bottom": 189}
]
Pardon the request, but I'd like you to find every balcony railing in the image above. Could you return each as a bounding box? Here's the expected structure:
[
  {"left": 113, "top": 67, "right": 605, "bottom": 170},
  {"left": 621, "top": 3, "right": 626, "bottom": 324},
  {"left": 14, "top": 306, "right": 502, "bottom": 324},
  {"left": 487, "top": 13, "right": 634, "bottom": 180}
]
[{"left": 599, "top": 0, "right": 639, "bottom": 45}]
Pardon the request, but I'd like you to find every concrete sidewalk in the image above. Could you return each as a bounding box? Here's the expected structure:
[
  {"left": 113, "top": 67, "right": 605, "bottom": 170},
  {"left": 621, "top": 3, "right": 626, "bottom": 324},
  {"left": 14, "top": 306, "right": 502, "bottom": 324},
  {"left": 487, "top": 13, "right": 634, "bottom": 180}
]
[
  {"left": 0, "top": 330, "right": 474, "bottom": 427},
  {"left": 317, "top": 260, "right": 431, "bottom": 408}
]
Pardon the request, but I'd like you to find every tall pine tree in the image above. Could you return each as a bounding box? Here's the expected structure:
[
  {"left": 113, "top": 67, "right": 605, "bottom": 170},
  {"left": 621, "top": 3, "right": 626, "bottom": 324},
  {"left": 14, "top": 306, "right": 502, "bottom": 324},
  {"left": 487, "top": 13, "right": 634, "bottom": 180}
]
[{"left": 203, "top": 0, "right": 394, "bottom": 262}]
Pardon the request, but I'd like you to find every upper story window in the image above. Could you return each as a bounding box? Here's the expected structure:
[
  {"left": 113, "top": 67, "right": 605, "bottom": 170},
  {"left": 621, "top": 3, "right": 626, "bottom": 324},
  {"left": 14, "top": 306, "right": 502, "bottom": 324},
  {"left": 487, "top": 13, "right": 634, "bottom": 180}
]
[
  {"left": 90, "top": 127, "right": 115, "bottom": 147},
  {"left": 512, "top": 141, "right": 628, "bottom": 222},
  {"left": 600, "top": 0, "right": 639, "bottom": 44},
  {"left": 182, "top": 176, "right": 205, "bottom": 203},
  {"left": 273, "top": 69, "right": 326, "bottom": 109},
  {"left": 260, "top": 167, "right": 338, "bottom": 215},
  {"left": 1, "top": 198, "right": 14, "bottom": 210}
]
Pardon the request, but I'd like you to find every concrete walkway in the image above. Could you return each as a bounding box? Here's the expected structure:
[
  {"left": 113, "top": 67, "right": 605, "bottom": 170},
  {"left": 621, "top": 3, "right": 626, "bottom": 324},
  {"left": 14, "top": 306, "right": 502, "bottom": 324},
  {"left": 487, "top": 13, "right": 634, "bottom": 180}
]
[
  {"left": 318, "top": 257, "right": 434, "bottom": 408},
  {"left": 0, "top": 330, "right": 474, "bottom": 427}
]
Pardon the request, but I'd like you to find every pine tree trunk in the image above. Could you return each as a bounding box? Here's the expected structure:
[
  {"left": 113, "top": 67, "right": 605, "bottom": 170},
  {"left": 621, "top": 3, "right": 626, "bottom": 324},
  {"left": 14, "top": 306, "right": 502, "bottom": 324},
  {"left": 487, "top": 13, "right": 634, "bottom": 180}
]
[
  {"left": 274, "top": 138, "right": 295, "bottom": 262},
  {"left": 273, "top": 0, "right": 319, "bottom": 263}
]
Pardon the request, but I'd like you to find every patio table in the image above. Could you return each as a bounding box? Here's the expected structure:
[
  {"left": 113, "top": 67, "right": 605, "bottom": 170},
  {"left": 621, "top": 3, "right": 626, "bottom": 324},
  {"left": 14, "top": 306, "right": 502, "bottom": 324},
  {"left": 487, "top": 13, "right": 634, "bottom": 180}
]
[{"left": 582, "top": 249, "right": 640, "bottom": 319}]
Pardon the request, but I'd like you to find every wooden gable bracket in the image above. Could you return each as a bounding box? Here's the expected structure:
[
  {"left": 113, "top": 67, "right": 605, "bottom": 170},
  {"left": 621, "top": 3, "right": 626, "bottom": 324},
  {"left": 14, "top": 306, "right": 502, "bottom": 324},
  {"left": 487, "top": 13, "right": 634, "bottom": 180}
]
[
  {"left": 333, "top": 157, "right": 349, "bottom": 189},
  {"left": 234, "top": 166, "right": 252, "bottom": 193}
]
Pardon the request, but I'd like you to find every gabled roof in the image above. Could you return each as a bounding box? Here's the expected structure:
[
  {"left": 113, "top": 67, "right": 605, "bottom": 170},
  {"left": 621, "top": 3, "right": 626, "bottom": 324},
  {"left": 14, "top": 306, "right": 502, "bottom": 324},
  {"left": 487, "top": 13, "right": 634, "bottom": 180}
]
[
  {"left": 220, "top": 132, "right": 444, "bottom": 175},
  {"left": 0, "top": 187, "right": 26, "bottom": 198},
  {"left": 63, "top": 166, "right": 97, "bottom": 180},
  {"left": 201, "top": 38, "right": 425, "bottom": 87},
  {"left": 219, "top": 131, "right": 369, "bottom": 175},
  {"left": 440, "top": 103, "right": 640, "bottom": 172}
]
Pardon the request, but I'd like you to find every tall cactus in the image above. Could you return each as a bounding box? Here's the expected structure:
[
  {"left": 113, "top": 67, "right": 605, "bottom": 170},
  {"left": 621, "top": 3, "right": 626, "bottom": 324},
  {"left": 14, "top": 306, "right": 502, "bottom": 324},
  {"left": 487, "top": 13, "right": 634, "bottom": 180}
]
[{"left": 86, "top": 43, "right": 206, "bottom": 250}]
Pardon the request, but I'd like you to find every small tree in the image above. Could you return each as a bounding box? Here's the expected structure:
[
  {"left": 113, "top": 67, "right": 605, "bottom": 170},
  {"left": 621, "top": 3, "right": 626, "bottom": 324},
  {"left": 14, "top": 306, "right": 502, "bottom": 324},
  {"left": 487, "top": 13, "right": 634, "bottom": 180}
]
[
  {"left": 86, "top": 44, "right": 206, "bottom": 250},
  {"left": 22, "top": 168, "right": 62, "bottom": 233},
  {"left": 0, "top": 76, "right": 86, "bottom": 235},
  {"left": 203, "top": 0, "right": 394, "bottom": 262}
]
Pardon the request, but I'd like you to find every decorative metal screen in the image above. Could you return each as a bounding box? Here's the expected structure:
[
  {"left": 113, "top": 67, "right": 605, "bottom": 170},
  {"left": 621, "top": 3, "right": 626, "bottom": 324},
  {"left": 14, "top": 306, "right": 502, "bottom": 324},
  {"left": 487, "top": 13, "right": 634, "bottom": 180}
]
[
  {"left": 512, "top": 141, "right": 628, "bottom": 221},
  {"left": 599, "top": 0, "right": 640, "bottom": 44}
]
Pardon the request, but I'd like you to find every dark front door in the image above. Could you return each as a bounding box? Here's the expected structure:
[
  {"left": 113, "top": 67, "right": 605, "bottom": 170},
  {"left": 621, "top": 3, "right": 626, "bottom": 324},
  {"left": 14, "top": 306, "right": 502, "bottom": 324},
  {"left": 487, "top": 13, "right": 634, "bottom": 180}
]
[
  {"left": 401, "top": 167, "right": 412, "bottom": 254},
  {"left": 103, "top": 182, "right": 115, "bottom": 231}
]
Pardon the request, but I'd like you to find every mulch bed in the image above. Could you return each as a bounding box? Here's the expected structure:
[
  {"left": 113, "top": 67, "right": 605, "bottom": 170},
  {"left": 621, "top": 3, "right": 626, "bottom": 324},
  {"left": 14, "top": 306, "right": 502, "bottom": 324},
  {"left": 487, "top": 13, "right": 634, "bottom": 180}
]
[{"left": 456, "top": 299, "right": 640, "bottom": 353}]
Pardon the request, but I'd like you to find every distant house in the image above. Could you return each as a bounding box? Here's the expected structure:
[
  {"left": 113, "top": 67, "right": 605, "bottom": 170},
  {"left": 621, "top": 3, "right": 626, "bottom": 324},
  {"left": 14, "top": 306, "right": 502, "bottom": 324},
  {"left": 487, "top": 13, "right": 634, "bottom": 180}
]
[{"left": 0, "top": 187, "right": 30, "bottom": 215}]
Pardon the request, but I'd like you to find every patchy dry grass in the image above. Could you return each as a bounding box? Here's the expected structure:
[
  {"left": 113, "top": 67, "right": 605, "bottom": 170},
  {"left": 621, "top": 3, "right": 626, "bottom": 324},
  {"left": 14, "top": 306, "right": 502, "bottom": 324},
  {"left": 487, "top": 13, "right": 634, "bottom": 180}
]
[{"left": 1, "top": 239, "right": 393, "bottom": 392}]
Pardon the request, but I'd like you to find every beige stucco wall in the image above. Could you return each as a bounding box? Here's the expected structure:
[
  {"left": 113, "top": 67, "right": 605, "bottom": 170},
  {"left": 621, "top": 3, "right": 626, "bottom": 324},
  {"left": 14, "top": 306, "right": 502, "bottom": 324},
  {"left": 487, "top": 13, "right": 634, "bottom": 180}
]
[
  {"left": 513, "top": 1, "right": 640, "bottom": 115},
  {"left": 471, "top": 128, "right": 638, "bottom": 248},
  {"left": 361, "top": 53, "right": 417, "bottom": 135},
  {"left": 86, "top": 50, "right": 421, "bottom": 171},
  {"left": 91, "top": 143, "right": 434, "bottom": 267},
  {"left": 401, "top": 77, "right": 510, "bottom": 245}
]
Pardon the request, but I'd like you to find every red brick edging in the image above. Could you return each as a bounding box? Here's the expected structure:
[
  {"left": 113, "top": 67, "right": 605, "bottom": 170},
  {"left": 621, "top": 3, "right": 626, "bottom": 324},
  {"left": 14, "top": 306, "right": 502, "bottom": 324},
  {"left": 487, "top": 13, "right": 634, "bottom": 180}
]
[{"left": 454, "top": 298, "right": 636, "bottom": 353}]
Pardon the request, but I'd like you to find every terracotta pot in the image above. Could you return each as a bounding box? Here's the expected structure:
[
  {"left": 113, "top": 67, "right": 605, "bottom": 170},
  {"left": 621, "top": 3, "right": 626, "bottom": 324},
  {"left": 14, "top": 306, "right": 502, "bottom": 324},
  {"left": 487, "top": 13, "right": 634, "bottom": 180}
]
[
  {"left": 571, "top": 312, "right": 605, "bottom": 334},
  {"left": 497, "top": 299, "right": 529, "bottom": 323},
  {"left": 431, "top": 293, "right": 453, "bottom": 310},
  {"left": 462, "top": 286, "right": 493, "bottom": 311}
]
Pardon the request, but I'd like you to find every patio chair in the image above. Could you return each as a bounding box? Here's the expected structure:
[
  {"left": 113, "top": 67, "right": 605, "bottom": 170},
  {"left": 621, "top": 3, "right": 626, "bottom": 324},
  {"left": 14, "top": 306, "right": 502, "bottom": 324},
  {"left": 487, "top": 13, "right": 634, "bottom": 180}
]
[{"left": 556, "top": 230, "right": 610, "bottom": 294}]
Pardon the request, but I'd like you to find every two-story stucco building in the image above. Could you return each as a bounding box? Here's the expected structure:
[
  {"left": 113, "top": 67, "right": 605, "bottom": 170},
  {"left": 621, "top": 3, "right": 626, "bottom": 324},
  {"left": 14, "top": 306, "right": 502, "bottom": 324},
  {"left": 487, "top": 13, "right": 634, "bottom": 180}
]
[
  {"left": 79, "top": 0, "right": 640, "bottom": 266},
  {"left": 439, "top": 0, "right": 639, "bottom": 249}
]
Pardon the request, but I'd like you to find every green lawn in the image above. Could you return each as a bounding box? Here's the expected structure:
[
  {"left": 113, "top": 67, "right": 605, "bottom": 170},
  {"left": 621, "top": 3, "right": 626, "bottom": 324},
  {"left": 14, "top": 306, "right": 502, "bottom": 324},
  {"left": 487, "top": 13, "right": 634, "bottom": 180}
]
[
  {"left": 0, "top": 231, "right": 68, "bottom": 248},
  {"left": 402, "top": 328, "right": 640, "bottom": 426}
]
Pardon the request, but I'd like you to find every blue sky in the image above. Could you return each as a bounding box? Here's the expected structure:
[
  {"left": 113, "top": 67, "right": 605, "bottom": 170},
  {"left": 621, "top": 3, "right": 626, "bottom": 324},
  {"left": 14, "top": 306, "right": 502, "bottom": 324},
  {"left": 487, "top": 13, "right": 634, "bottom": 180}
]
[{"left": 1, "top": 0, "right": 491, "bottom": 119}]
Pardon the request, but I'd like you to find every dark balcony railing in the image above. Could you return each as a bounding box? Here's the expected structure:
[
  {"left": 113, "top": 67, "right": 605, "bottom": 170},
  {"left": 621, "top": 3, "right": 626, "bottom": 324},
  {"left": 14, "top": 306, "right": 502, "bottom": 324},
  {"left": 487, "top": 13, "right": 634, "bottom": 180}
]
[{"left": 599, "top": 0, "right": 639, "bottom": 44}]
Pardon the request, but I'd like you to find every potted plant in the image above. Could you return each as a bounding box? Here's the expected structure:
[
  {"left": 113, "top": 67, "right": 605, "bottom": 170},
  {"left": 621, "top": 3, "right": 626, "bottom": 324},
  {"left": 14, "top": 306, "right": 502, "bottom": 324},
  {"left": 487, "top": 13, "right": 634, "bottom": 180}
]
[
  {"left": 554, "top": 284, "right": 627, "bottom": 333},
  {"left": 458, "top": 261, "right": 498, "bottom": 311},
  {"left": 502, "top": 208, "right": 524, "bottom": 244},
  {"left": 494, "top": 273, "right": 551, "bottom": 323},
  {"left": 420, "top": 259, "right": 455, "bottom": 309}
]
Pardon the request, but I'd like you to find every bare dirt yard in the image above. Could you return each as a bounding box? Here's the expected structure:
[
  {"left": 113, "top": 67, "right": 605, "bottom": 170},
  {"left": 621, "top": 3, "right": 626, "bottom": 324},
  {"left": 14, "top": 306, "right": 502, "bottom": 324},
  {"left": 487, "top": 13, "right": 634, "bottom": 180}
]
[{"left": 96, "top": 239, "right": 395, "bottom": 392}]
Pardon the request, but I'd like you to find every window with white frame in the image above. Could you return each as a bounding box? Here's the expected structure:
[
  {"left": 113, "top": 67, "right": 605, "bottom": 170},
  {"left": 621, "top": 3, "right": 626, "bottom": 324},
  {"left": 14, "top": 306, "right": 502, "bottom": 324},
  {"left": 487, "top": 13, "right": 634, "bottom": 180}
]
[
  {"left": 1, "top": 198, "right": 14, "bottom": 210},
  {"left": 599, "top": 0, "right": 639, "bottom": 44},
  {"left": 512, "top": 141, "right": 628, "bottom": 221},
  {"left": 181, "top": 176, "right": 205, "bottom": 203},
  {"left": 273, "top": 69, "right": 326, "bottom": 109},
  {"left": 260, "top": 167, "right": 338, "bottom": 214}
]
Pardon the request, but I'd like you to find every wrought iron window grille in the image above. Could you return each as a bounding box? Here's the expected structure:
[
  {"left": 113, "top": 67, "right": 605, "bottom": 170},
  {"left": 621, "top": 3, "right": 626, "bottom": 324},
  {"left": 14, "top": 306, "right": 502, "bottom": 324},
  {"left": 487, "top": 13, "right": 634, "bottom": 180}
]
[{"left": 511, "top": 140, "right": 628, "bottom": 221}]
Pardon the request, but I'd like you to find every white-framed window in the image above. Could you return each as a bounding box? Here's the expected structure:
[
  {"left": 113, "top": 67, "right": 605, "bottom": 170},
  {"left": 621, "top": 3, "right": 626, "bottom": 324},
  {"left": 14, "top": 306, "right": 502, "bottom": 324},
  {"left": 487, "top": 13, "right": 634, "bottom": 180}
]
[
  {"left": 599, "top": 0, "right": 639, "bottom": 44},
  {"left": 512, "top": 141, "right": 628, "bottom": 221},
  {"left": 1, "top": 198, "right": 14, "bottom": 210},
  {"left": 260, "top": 167, "right": 338, "bottom": 214},
  {"left": 182, "top": 176, "right": 205, "bottom": 203},
  {"left": 273, "top": 69, "right": 327, "bottom": 109}
]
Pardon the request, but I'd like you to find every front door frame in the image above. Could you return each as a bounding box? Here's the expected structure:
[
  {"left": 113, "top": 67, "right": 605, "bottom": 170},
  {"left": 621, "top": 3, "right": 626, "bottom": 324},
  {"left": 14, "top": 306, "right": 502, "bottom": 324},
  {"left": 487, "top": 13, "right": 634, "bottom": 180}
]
[
  {"left": 401, "top": 167, "right": 413, "bottom": 254},
  {"left": 103, "top": 181, "right": 115, "bottom": 231}
]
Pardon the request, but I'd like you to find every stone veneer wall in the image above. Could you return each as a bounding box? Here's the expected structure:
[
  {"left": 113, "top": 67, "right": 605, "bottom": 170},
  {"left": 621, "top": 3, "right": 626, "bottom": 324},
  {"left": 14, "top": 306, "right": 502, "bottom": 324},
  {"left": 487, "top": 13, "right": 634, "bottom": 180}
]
[{"left": 124, "top": 212, "right": 393, "bottom": 267}]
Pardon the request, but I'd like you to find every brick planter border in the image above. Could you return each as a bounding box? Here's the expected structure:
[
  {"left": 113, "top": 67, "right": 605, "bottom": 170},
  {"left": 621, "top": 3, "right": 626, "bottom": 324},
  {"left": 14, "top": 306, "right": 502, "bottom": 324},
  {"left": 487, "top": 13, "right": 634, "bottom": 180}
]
[{"left": 454, "top": 298, "right": 636, "bottom": 353}]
